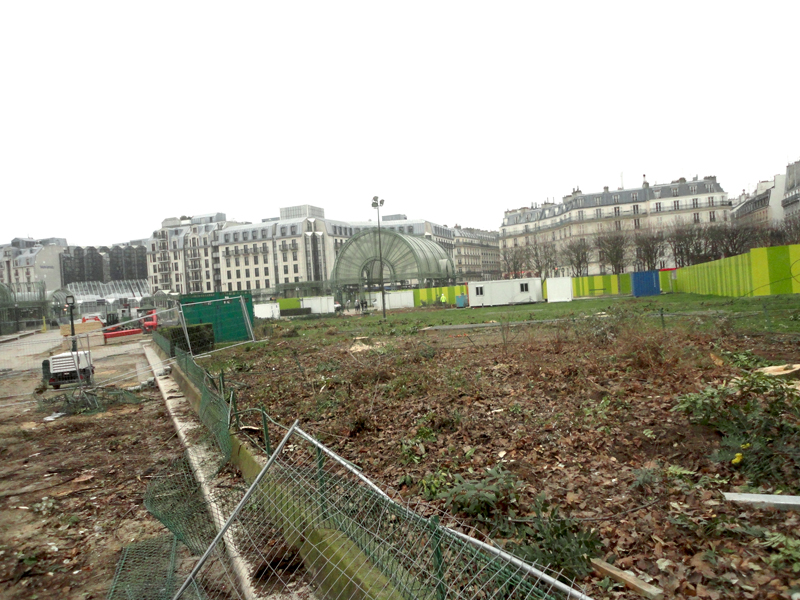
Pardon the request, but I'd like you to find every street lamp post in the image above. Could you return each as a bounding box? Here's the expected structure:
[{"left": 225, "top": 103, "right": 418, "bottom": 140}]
[
  {"left": 66, "top": 295, "right": 77, "bottom": 352},
  {"left": 371, "top": 196, "right": 387, "bottom": 320}
]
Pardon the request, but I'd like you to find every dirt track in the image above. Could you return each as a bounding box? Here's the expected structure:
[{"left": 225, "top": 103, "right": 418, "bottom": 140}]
[{"left": 0, "top": 342, "right": 182, "bottom": 599}]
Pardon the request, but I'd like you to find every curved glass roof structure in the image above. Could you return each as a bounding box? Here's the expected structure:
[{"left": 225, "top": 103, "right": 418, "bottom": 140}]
[{"left": 331, "top": 229, "right": 454, "bottom": 288}]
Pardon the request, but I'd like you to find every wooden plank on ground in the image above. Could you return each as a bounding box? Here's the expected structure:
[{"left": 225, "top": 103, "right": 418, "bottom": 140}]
[
  {"left": 723, "top": 492, "right": 800, "bottom": 511},
  {"left": 591, "top": 558, "right": 664, "bottom": 600}
]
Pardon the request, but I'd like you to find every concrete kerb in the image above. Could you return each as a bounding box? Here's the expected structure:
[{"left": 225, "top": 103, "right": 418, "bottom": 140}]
[{"left": 147, "top": 342, "right": 406, "bottom": 600}]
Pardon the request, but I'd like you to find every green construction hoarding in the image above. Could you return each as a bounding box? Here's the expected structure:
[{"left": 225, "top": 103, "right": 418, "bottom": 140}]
[{"left": 179, "top": 292, "right": 255, "bottom": 344}]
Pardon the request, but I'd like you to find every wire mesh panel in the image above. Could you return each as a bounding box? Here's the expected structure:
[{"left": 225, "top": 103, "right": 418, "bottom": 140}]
[{"left": 174, "top": 425, "right": 591, "bottom": 600}]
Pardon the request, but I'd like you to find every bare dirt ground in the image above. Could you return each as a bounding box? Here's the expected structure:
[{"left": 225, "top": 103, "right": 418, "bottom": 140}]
[
  {"left": 0, "top": 343, "right": 183, "bottom": 600},
  {"left": 210, "top": 318, "right": 800, "bottom": 600}
]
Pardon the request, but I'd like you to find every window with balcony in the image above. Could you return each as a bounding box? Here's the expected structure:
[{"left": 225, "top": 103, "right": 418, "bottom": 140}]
[
  {"left": 634, "top": 219, "right": 641, "bottom": 229},
  {"left": 613, "top": 206, "right": 620, "bottom": 216},
  {"left": 692, "top": 198, "right": 699, "bottom": 208},
  {"left": 595, "top": 208, "right": 602, "bottom": 219},
  {"left": 693, "top": 213, "right": 700, "bottom": 223},
  {"left": 633, "top": 205, "right": 639, "bottom": 215},
  {"left": 674, "top": 200, "right": 680, "bottom": 211},
  {"left": 709, "top": 211, "right": 716, "bottom": 222},
  {"left": 708, "top": 196, "right": 715, "bottom": 207}
]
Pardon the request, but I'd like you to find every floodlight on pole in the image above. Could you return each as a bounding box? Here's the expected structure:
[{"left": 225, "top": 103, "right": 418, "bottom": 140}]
[{"left": 371, "top": 196, "right": 387, "bottom": 319}]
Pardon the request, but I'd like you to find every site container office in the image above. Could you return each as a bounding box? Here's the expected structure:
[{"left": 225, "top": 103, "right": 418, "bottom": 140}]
[
  {"left": 467, "top": 277, "right": 543, "bottom": 307},
  {"left": 545, "top": 277, "right": 574, "bottom": 303}
]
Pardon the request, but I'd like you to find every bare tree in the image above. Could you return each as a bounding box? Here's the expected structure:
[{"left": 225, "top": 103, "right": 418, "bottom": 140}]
[
  {"left": 712, "top": 222, "right": 758, "bottom": 258},
  {"left": 595, "top": 227, "right": 631, "bottom": 274},
  {"left": 666, "top": 223, "right": 712, "bottom": 267},
  {"left": 633, "top": 228, "right": 666, "bottom": 271},
  {"left": 560, "top": 238, "right": 590, "bottom": 277},
  {"left": 528, "top": 237, "right": 559, "bottom": 281},
  {"left": 500, "top": 245, "right": 530, "bottom": 279}
]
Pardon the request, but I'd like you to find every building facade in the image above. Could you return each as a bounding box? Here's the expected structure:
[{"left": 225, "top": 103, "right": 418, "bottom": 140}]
[
  {"left": 0, "top": 238, "right": 69, "bottom": 292},
  {"left": 213, "top": 206, "right": 354, "bottom": 296},
  {"left": 146, "top": 213, "right": 230, "bottom": 294},
  {"left": 782, "top": 160, "right": 800, "bottom": 220},
  {"left": 500, "top": 175, "right": 730, "bottom": 276},
  {"left": 734, "top": 174, "right": 786, "bottom": 225},
  {"left": 452, "top": 227, "right": 501, "bottom": 281}
]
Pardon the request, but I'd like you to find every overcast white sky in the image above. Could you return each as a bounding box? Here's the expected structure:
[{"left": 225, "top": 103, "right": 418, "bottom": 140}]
[{"left": 1, "top": 1, "right": 798, "bottom": 246}]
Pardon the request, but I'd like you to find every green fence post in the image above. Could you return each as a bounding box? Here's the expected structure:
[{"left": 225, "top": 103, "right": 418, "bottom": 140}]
[
  {"left": 429, "top": 515, "right": 446, "bottom": 600},
  {"left": 763, "top": 300, "right": 771, "bottom": 330},
  {"left": 260, "top": 407, "right": 271, "bottom": 456},
  {"left": 660, "top": 308, "right": 665, "bottom": 330}
]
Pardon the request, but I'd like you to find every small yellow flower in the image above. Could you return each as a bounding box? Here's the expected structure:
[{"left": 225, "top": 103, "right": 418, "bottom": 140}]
[
  {"left": 741, "top": 443, "right": 751, "bottom": 450},
  {"left": 731, "top": 453, "right": 744, "bottom": 465}
]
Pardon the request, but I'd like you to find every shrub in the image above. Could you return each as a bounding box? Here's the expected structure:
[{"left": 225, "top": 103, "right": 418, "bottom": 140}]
[
  {"left": 510, "top": 495, "right": 602, "bottom": 580},
  {"left": 439, "top": 466, "right": 522, "bottom": 524},
  {"left": 673, "top": 372, "right": 800, "bottom": 489}
]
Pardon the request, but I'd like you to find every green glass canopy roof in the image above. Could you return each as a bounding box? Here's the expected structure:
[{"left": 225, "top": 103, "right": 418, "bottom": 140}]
[{"left": 331, "top": 229, "right": 454, "bottom": 287}]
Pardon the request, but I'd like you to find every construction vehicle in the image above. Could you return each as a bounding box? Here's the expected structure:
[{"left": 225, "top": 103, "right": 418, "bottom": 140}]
[{"left": 42, "top": 351, "right": 94, "bottom": 389}]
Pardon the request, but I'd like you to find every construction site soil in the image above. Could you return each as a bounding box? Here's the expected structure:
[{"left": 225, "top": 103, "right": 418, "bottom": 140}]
[
  {"left": 210, "top": 318, "right": 800, "bottom": 600},
  {"left": 0, "top": 350, "right": 186, "bottom": 600}
]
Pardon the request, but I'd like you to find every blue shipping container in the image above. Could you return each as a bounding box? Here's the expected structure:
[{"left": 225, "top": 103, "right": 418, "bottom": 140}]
[
  {"left": 456, "top": 294, "right": 469, "bottom": 308},
  {"left": 630, "top": 271, "right": 661, "bottom": 297}
]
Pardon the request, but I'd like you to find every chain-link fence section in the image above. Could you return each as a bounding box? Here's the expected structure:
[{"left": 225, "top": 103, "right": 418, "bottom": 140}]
[
  {"left": 173, "top": 421, "right": 591, "bottom": 600},
  {"left": 107, "top": 336, "right": 592, "bottom": 600}
]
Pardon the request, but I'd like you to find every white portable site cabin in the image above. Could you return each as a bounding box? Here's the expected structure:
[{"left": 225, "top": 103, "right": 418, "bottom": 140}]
[
  {"left": 545, "top": 277, "right": 573, "bottom": 303},
  {"left": 467, "top": 278, "right": 543, "bottom": 307}
]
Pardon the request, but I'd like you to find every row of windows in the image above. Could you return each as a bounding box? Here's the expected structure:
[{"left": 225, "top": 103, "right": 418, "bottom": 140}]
[{"left": 226, "top": 267, "right": 270, "bottom": 279}]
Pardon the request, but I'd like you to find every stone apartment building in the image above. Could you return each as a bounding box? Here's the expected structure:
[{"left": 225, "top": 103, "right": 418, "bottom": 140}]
[
  {"left": 0, "top": 237, "right": 69, "bottom": 292},
  {"left": 146, "top": 213, "right": 231, "bottom": 294},
  {"left": 213, "top": 206, "right": 355, "bottom": 295},
  {"left": 734, "top": 174, "right": 787, "bottom": 225},
  {"left": 781, "top": 160, "right": 800, "bottom": 220},
  {"left": 500, "top": 175, "right": 730, "bottom": 276},
  {"left": 452, "top": 226, "right": 501, "bottom": 281}
]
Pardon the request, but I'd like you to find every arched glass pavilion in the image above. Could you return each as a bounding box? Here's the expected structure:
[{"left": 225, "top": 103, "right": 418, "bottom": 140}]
[{"left": 330, "top": 229, "right": 454, "bottom": 294}]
